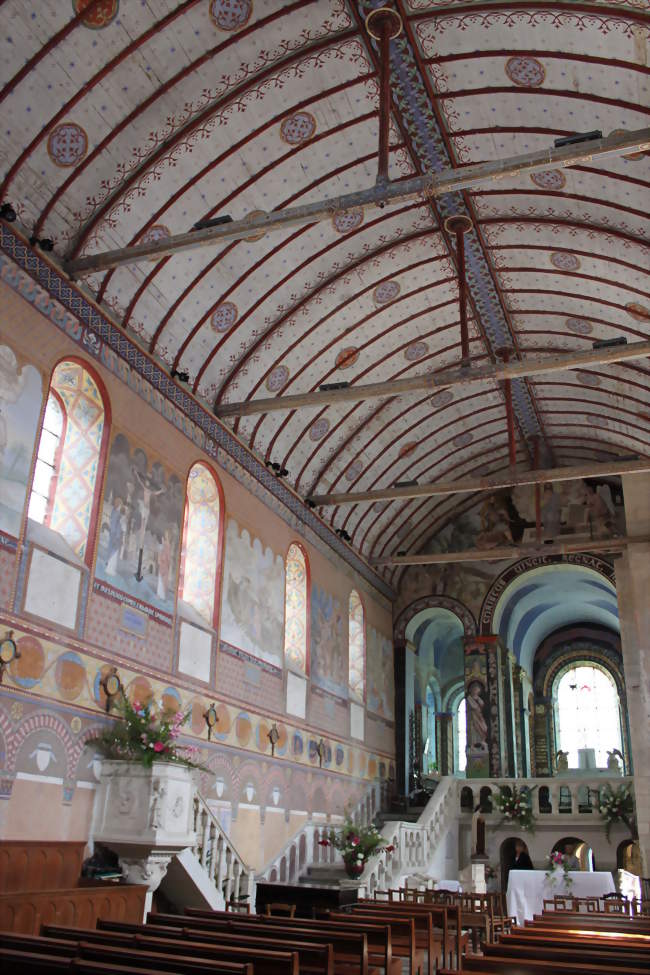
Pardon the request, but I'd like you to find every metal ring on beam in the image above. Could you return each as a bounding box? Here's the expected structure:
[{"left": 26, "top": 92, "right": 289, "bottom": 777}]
[
  {"left": 443, "top": 214, "right": 473, "bottom": 235},
  {"left": 365, "top": 7, "right": 403, "bottom": 40}
]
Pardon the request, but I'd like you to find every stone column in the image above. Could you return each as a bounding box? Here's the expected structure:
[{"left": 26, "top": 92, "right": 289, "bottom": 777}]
[
  {"left": 435, "top": 713, "right": 454, "bottom": 775},
  {"left": 616, "top": 473, "right": 650, "bottom": 871},
  {"left": 393, "top": 641, "right": 407, "bottom": 796}
]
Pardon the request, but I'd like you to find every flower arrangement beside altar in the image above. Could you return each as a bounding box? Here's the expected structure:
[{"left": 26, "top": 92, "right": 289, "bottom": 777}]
[
  {"left": 599, "top": 782, "right": 636, "bottom": 841},
  {"left": 545, "top": 851, "right": 573, "bottom": 890},
  {"left": 89, "top": 692, "right": 203, "bottom": 769},
  {"left": 319, "top": 817, "right": 394, "bottom": 878},
  {"left": 494, "top": 783, "right": 536, "bottom": 832}
]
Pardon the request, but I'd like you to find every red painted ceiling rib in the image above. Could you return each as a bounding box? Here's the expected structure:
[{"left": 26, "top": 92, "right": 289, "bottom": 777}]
[
  {"left": 300, "top": 372, "right": 485, "bottom": 500},
  {"left": 27, "top": 2, "right": 314, "bottom": 234},
  {"left": 206, "top": 220, "right": 434, "bottom": 404},
  {"left": 102, "top": 75, "right": 378, "bottom": 316},
  {"left": 0, "top": 0, "right": 108, "bottom": 108},
  {"left": 283, "top": 298, "right": 463, "bottom": 482},
  {"left": 67, "top": 28, "right": 359, "bottom": 260},
  {"left": 424, "top": 48, "right": 650, "bottom": 78},
  {"left": 1, "top": 0, "right": 203, "bottom": 203},
  {"left": 249, "top": 260, "right": 455, "bottom": 453}
]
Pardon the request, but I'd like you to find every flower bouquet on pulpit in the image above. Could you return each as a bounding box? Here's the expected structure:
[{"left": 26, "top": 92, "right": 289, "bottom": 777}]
[{"left": 319, "top": 816, "right": 394, "bottom": 878}]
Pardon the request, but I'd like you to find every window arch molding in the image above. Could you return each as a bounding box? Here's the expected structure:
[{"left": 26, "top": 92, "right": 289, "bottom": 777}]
[
  {"left": 445, "top": 681, "right": 466, "bottom": 776},
  {"left": 283, "top": 540, "right": 310, "bottom": 675},
  {"left": 28, "top": 355, "right": 111, "bottom": 565},
  {"left": 177, "top": 460, "right": 226, "bottom": 630}
]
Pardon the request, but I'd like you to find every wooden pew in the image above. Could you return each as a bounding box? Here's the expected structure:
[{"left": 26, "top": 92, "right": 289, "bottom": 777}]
[
  {"left": 69, "top": 921, "right": 332, "bottom": 975},
  {"left": 499, "top": 930, "right": 650, "bottom": 964},
  {"left": 0, "top": 948, "right": 187, "bottom": 975},
  {"left": 482, "top": 939, "right": 650, "bottom": 970},
  {"left": 38, "top": 923, "right": 297, "bottom": 975},
  {"left": 184, "top": 910, "right": 398, "bottom": 975},
  {"left": 357, "top": 895, "right": 464, "bottom": 968},
  {"left": 333, "top": 906, "right": 427, "bottom": 974},
  {"left": 106, "top": 914, "right": 372, "bottom": 975},
  {"left": 2, "top": 931, "right": 252, "bottom": 974}
]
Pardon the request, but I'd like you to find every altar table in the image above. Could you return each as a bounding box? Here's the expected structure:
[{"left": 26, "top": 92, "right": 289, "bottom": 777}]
[{"left": 506, "top": 870, "right": 616, "bottom": 925}]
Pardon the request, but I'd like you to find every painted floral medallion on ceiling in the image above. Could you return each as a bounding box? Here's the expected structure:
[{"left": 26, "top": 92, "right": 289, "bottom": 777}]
[
  {"left": 531, "top": 170, "right": 566, "bottom": 191},
  {"left": 566, "top": 318, "right": 593, "bottom": 335},
  {"left": 73, "top": 0, "right": 119, "bottom": 29},
  {"left": 266, "top": 365, "right": 289, "bottom": 392},
  {"left": 332, "top": 209, "right": 364, "bottom": 234},
  {"left": 209, "top": 0, "right": 253, "bottom": 32},
  {"left": 404, "top": 341, "right": 428, "bottom": 362},
  {"left": 577, "top": 371, "right": 601, "bottom": 387},
  {"left": 373, "top": 281, "right": 401, "bottom": 304},
  {"left": 453, "top": 432, "right": 473, "bottom": 448},
  {"left": 345, "top": 460, "right": 363, "bottom": 481},
  {"left": 211, "top": 302, "right": 239, "bottom": 333},
  {"left": 336, "top": 347, "right": 359, "bottom": 370},
  {"left": 309, "top": 418, "right": 330, "bottom": 441},
  {"left": 431, "top": 390, "right": 453, "bottom": 408},
  {"left": 47, "top": 123, "right": 88, "bottom": 167},
  {"left": 505, "top": 56, "right": 545, "bottom": 88},
  {"left": 626, "top": 302, "right": 650, "bottom": 322},
  {"left": 280, "top": 112, "right": 317, "bottom": 145},
  {"left": 550, "top": 252, "right": 580, "bottom": 271}
]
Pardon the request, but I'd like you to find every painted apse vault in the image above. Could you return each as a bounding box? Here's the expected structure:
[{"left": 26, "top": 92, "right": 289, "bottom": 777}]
[{"left": 0, "top": 266, "right": 395, "bottom": 866}]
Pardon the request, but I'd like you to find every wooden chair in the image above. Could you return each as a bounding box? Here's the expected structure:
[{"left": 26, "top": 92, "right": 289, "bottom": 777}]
[{"left": 264, "top": 902, "right": 296, "bottom": 918}]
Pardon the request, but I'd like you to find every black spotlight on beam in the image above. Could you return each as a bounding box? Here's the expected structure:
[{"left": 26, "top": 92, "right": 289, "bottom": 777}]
[
  {"left": 305, "top": 499, "right": 316, "bottom": 509},
  {"left": 0, "top": 202, "right": 16, "bottom": 222},
  {"left": 171, "top": 368, "right": 190, "bottom": 382},
  {"left": 30, "top": 235, "right": 54, "bottom": 252}
]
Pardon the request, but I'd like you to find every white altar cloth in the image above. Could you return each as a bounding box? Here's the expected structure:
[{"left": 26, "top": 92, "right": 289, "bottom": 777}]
[{"left": 506, "top": 870, "right": 616, "bottom": 925}]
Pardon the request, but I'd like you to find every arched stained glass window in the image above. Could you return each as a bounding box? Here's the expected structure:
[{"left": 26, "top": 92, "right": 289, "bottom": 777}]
[
  {"left": 284, "top": 543, "right": 308, "bottom": 674},
  {"left": 348, "top": 589, "right": 365, "bottom": 702},
  {"left": 28, "top": 360, "right": 107, "bottom": 560},
  {"left": 179, "top": 462, "right": 223, "bottom": 625},
  {"left": 555, "top": 663, "right": 622, "bottom": 768},
  {"left": 457, "top": 697, "right": 467, "bottom": 773}
]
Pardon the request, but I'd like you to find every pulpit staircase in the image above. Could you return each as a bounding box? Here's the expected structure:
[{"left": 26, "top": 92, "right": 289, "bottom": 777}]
[
  {"left": 257, "top": 776, "right": 459, "bottom": 898},
  {"left": 159, "top": 792, "right": 253, "bottom": 912}
]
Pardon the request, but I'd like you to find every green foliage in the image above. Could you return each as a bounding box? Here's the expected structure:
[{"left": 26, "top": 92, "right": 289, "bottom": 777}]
[{"left": 88, "top": 692, "right": 203, "bottom": 769}]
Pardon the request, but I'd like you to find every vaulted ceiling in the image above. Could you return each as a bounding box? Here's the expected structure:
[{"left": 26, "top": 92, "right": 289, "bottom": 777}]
[{"left": 1, "top": 0, "right": 649, "bottom": 592}]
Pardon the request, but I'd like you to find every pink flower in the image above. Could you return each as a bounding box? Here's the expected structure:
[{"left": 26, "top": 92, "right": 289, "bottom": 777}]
[
  {"left": 153, "top": 741, "right": 166, "bottom": 753},
  {"left": 133, "top": 700, "right": 142, "bottom": 711},
  {"left": 386, "top": 845, "right": 395, "bottom": 853}
]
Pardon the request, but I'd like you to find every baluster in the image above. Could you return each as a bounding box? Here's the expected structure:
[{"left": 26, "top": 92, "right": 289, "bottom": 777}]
[
  {"left": 224, "top": 847, "right": 233, "bottom": 902},
  {"left": 200, "top": 810, "right": 210, "bottom": 869},
  {"left": 215, "top": 834, "right": 225, "bottom": 892},
  {"left": 233, "top": 859, "right": 241, "bottom": 901},
  {"left": 549, "top": 784, "right": 560, "bottom": 815},
  {"left": 193, "top": 795, "right": 200, "bottom": 838},
  {"left": 207, "top": 821, "right": 217, "bottom": 873}
]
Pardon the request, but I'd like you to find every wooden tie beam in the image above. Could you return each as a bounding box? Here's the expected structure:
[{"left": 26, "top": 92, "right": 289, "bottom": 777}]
[
  {"left": 65, "top": 128, "right": 650, "bottom": 277},
  {"left": 217, "top": 337, "right": 650, "bottom": 419},
  {"left": 371, "top": 534, "right": 650, "bottom": 567},
  {"left": 308, "top": 457, "right": 650, "bottom": 506}
]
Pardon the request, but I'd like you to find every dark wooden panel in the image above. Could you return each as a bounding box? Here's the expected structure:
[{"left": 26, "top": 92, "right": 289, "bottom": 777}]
[
  {"left": 0, "top": 884, "right": 147, "bottom": 934},
  {"left": 0, "top": 842, "right": 86, "bottom": 894},
  {"left": 254, "top": 881, "right": 357, "bottom": 919}
]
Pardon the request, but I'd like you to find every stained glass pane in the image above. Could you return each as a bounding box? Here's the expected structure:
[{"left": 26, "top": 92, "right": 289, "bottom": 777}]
[
  {"left": 180, "top": 462, "right": 221, "bottom": 624},
  {"left": 556, "top": 664, "right": 621, "bottom": 768},
  {"left": 284, "top": 543, "right": 307, "bottom": 674},
  {"left": 457, "top": 697, "right": 467, "bottom": 773},
  {"left": 348, "top": 589, "right": 365, "bottom": 702},
  {"left": 48, "top": 362, "right": 105, "bottom": 558}
]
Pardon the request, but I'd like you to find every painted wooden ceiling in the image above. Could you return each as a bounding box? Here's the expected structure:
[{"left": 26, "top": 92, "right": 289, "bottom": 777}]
[{"left": 1, "top": 0, "right": 649, "bottom": 591}]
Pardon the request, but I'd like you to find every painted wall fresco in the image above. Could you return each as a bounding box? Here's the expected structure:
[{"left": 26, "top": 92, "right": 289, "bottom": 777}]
[
  {"left": 310, "top": 585, "right": 346, "bottom": 699},
  {"left": 0, "top": 343, "right": 42, "bottom": 537},
  {"left": 220, "top": 518, "right": 285, "bottom": 668},
  {"left": 95, "top": 432, "right": 183, "bottom": 613},
  {"left": 367, "top": 626, "right": 394, "bottom": 721}
]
